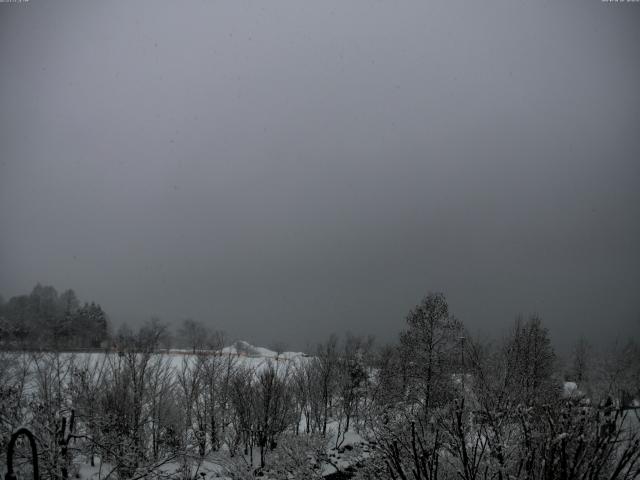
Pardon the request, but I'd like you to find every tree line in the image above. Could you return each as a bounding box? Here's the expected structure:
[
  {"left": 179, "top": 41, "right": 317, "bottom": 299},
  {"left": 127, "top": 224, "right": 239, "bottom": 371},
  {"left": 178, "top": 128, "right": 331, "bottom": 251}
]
[
  {"left": 0, "top": 284, "right": 109, "bottom": 349},
  {"left": 0, "top": 285, "right": 222, "bottom": 352}
]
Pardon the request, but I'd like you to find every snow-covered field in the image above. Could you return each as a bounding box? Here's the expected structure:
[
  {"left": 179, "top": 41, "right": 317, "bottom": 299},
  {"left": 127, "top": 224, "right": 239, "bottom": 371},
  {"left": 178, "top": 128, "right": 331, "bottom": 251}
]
[{"left": 3, "top": 340, "right": 311, "bottom": 384}]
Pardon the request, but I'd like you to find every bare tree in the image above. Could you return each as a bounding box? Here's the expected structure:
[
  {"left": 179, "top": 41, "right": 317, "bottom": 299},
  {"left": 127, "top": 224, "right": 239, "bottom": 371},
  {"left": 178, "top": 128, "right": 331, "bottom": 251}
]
[
  {"left": 253, "top": 360, "right": 295, "bottom": 468},
  {"left": 505, "top": 315, "right": 557, "bottom": 405},
  {"left": 178, "top": 318, "right": 210, "bottom": 353},
  {"left": 399, "top": 292, "right": 463, "bottom": 422},
  {"left": 571, "top": 336, "right": 592, "bottom": 386},
  {"left": 316, "top": 334, "right": 340, "bottom": 436},
  {"left": 336, "top": 333, "right": 371, "bottom": 438}
]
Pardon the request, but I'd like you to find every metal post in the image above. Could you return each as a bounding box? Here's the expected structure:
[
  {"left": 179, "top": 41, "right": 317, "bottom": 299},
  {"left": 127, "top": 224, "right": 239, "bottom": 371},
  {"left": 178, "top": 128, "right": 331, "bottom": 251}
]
[{"left": 5, "top": 427, "right": 39, "bottom": 480}]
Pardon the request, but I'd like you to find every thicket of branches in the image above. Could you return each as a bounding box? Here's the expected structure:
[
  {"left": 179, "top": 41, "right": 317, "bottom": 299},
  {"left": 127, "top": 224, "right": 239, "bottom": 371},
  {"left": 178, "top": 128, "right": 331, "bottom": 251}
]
[
  {"left": 368, "top": 294, "right": 640, "bottom": 480},
  {"left": 1, "top": 293, "right": 639, "bottom": 480}
]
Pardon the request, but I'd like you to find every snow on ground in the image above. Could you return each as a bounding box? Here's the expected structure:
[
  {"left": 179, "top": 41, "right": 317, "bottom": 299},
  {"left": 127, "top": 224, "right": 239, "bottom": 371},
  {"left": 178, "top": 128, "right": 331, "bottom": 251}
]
[
  {"left": 219, "top": 340, "right": 307, "bottom": 360},
  {"left": 75, "top": 458, "right": 228, "bottom": 480},
  {"left": 317, "top": 419, "right": 372, "bottom": 477},
  {"left": 562, "top": 381, "right": 583, "bottom": 399},
  {"left": 4, "top": 341, "right": 311, "bottom": 386}
]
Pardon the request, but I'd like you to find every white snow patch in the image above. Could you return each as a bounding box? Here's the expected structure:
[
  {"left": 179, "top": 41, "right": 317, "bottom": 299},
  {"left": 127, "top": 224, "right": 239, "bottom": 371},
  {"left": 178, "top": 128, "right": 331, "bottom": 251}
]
[{"left": 562, "top": 381, "right": 584, "bottom": 398}]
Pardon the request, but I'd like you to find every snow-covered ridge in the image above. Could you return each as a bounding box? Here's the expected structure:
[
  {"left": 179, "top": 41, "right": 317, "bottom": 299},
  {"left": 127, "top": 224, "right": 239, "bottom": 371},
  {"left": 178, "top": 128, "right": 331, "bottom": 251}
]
[
  {"left": 167, "top": 340, "right": 308, "bottom": 360},
  {"left": 162, "top": 341, "right": 312, "bottom": 376},
  {"left": 220, "top": 340, "right": 306, "bottom": 359}
]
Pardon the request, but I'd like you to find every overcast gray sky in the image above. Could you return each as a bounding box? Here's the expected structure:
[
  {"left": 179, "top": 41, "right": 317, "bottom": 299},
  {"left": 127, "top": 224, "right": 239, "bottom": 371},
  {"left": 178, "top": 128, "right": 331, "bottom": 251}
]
[{"left": 1, "top": 0, "right": 639, "bottom": 349}]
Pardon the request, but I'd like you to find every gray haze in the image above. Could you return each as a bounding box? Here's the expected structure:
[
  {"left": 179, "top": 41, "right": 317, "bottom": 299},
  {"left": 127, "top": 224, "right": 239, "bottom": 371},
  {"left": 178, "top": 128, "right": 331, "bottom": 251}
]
[{"left": 1, "top": 0, "right": 639, "bottom": 350}]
